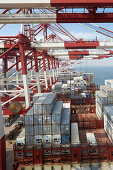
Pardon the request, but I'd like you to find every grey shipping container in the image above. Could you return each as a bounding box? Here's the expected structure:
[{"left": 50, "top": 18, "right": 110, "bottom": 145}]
[
  {"left": 43, "top": 125, "right": 51, "bottom": 135},
  {"left": 42, "top": 93, "right": 56, "bottom": 114},
  {"left": 34, "top": 115, "right": 42, "bottom": 124},
  {"left": 52, "top": 101, "right": 63, "bottom": 124},
  {"left": 25, "top": 125, "right": 34, "bottom": 136},
  {"left": 25, "top": 135, "right": 34, "bottom": 145},
  {"left": 43, "top": 115, "right": 51, "bottom": 124},
  {"left": 34, "top": 125, "right": 42, "bottom": 135},
  {"left": 61, "top": 108, "right": 70, "bottom": 124},
  {"left": 52, "top": 124, "right": 60, "bottom": 134},
  {"left": 25, "top": 107, "right": 33, "bottom": 125}
]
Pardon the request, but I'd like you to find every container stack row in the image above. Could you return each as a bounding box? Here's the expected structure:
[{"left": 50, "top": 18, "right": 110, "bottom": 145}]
[
  {"left": 83, "top": 73, "right": 94, "bottom": 85},
  {"left": 52, "top": 71, "right": 91, "bottom": 99},
  {"left": 96, "top": 80, "right": 113, "bottom": 119},
  {"left": 104, "top": 105, "right": 113, "bottom": 143},
  {"left": 24, "top": 93, "right": 71, "bottom": 147}
]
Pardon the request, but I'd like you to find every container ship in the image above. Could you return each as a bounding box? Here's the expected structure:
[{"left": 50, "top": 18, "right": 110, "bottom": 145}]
[
  {"left": 9, "top": 66, "right": 113, "bottom": 170},
  {"left": 0, "top": 5, "right": 113, "bottom": 170}
]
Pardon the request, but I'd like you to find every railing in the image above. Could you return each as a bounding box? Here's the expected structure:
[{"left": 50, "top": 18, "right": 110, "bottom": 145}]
[{"left": 13, "top": 143, "right": 113, "bottom": 170}]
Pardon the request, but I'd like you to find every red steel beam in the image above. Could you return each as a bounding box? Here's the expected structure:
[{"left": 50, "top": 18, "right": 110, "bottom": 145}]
[
  {"left": 0, "top": 42, "right": 18, "bottom": 59},
  {"left": 51, "top": 0, "right": 113, "bottom": 8},
  {"left": 56, "top": 13, "right": 113, "bottom": 23},
  {"left": 64, "top": 41, "right": 99, "bottom": 49}
]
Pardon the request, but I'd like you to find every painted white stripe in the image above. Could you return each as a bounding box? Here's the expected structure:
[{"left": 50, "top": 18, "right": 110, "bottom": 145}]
[
  {"left": 56, "top": 56, "right": 70, "bottom": 60},
  {"left": 16, "top": 71, "right": 19, "bottom": 86},
  {"left": 0, "top": 13, "right": 57, "bottom": 24},
  {"left": 0, "top": 100, "right": 5, "bottom": 139},
  {"left": 49, "top": 70, "right": 52, "bottom": 86},
  {"left": 52, "top": 69, "right": 55, "bottom": 82},
  {"left": 82, "top": 58, "right": 93, "bottom": 60},
  {"left": 23, "top": 75, "right": 31, "bottom": 108},
  {"left": 31, "top": 42, "right": 65, "bottom": 50},
  {"left": 0, "top": 0, "right": 51, "bottom": 8},
  {"left": 48, "top": 51, "right": 68, "bottom": 56},
  {"left": 44, "top": 71, "right": 48, "bottom": 89},
  {"left": 89, "top": 50, "right": 110, "bottom": 55},
  {"left": 99, "top": 41, "right": 113, "bottom": 48},
  {"left": 36, "top": 72, "right": 41, "bottom": 93},
  {"left": 83, "top": 55, "right": 97, "bottom": 58},
  {"left": 0, "top": 42, "right": 4, "bottom": 49}
]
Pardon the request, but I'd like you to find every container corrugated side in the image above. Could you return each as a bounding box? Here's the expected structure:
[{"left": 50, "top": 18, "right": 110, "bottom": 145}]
[
  {"left": 71, "top": 123, "right": 80, "bottom": 145},
  {"left": 61, "top": 134, "right": 70, "bottom": 144}
]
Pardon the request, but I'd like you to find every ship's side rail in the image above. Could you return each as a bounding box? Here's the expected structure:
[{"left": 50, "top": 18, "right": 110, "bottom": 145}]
[
  {"left": 13, "top": 143, "right": 113, "bottom": 170},
  {"left": 71, "top": 116, "right": 104, "bottom": 129}
]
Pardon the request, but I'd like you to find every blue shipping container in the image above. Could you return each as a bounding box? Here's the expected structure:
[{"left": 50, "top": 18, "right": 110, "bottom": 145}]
[
  {"left": 61, "top": 134, "right": 70, "bottom": 144},
  {"left": 86, "top": 93, "right": 90, "bottom": 99}
]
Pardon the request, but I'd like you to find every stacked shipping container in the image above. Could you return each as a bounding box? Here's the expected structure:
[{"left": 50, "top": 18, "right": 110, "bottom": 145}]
[
  {"left": 96, "top": 80, "right": 113, "bottom": 119},
  {"left": 104, "top": 106, "right": 113, "bottom": 143},
  {"left": 25, "top": 93, "right": 70, "bottom": 148}
]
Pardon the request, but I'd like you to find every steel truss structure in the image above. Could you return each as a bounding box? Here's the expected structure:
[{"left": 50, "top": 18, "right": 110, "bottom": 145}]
[{"left": 1, "top": 1, "right": 113, "bottom": 169}]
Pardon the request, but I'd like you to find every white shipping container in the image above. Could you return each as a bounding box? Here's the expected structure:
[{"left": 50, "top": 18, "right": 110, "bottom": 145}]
[
  {"left": 35, "top": 135, "right": 43, "bottom": 145},
  {"left": 100, "top": 85, "right": 113, "bottom": 97},
  {"left": 96, "top": 102, "right": 103, "bottom": 119},
  {"left": 16, "top": 129, "right": 25, "bottom": 147},
  {"left": 43, "top": 135, "right": 52, "bottom": 145},
  {"left": 63, "top": 103, "right": 70, "bottom": 109},
  {"left": 96, "top": 91, "right": 108, "bottom": 105},
  {"left": 105, "top": 79, "right": 113, "bottom": 89},
  {"left": 86, "top": 133, "right": 97, "bottom": 146},
  {"left": 71, "top": 123, "right": 80, "bottom": 145},
  {"left": 52, "top": 135, "right": 61, "bottom": 145}
]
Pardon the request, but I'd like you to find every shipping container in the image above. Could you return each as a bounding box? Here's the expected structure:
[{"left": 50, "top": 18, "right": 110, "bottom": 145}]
[
  {"left": 52, "top": 101, "right": 63, "bottom": 124},
  {"left": 25, "top": 107, "right": 33, "bottom": 125},
  {"left": 105, "top": 79, "right": 113, "bottom": 89},
  {"left": 43, "top": 125, "right": 51, "bottom": 135},
  {"left": 52, "top": 124, "right": 60, "bottom": 134},
  {"left": 100, "top": 85, "right": 113, "bottom": 97},
  {"left": 43, "top": 135, "right": 52, "bottom": 145},
  {"left": 34, "top": 125, "right": 42, "bottom": 135},
  {"left": 16, "top": 129, "right": 25, "bottom": 147},
  {"left": 42, "top": 93, "right": 56, "bottom": 114},
  {"left": 25, "top": 135, "right": 34, "bottom": 146},
  {"left": 86, "top": 133, "right": 97, "bottom": 146},
  {"left": 33, "top": 97, "right": 46, "bottom": 114},
  {"left": 34, "top": 135, "right": 43, "bottom": 145},
  {"left": 61, "top": 134, "right": 70, "bottom": 144},
  {"left": 34, "top": 115, "right": 42, "bottom": 124},
  {"left": 52, "top": 135, "right": 61, "bottom": 146},
  {"left": 25, "top": 125, "right": 34, "bottom": 136},
  {"left": 71, "top": 123, "right": 80, "bottom": 145},
  {"left": 32, "top": 93, "right": 46, "bottom": 103}
]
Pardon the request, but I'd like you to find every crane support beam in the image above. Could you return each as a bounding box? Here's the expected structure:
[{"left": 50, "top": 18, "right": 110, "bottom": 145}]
[
  {"left": 48, "top": 50, "right": 112, "bottom": 56},
  {"left": 1, "top": 13, "right": 113, "bottom": 23},
  {"left": 0, "top": 0, "right": 113, "bottom": 8},
  {"left": 31, "top": 41, "right": 113, "bottom": 49}
]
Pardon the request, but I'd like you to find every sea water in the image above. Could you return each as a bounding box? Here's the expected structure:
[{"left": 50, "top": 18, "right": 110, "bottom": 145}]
[{"left": 75, "top": 66, "right": 113, "bottom": 87}]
